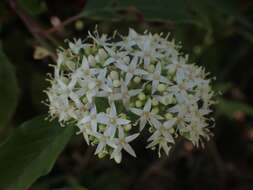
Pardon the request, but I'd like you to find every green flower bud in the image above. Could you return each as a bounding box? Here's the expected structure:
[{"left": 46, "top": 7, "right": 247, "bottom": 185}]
[
  {"left": 133, "top": 76, "right": 141, "bottom": 83},
  {"left": 165, "top": 113, "right": 173, "bottom": 120},
  {"left": 130, "top": 102, "right": 135, "bottom": 107},
  {"left": 151, "top": 107, "right": 159, "bottom": 114},
  {"left": 167, "top": 67, "right": 176, "bottom": 76},
  {"left": 146, "top": 84, "right": 152, "bottom": 91},
  {"left": 157, "top": 83, "right": 167, "bottom": 92},
  {"left": 138, "top": 92, "right": 146, "bottom": 101},
  {"left": 110, "top": 71, "right": 119, "bottom": 80},
  {"left": 75, "top": 20, "right": 84, "bottom": 31},
  {"left": 135, "top": 100, "right": 142, "bottom": 108},
  {"left": 147, "top": 64, "right": 155, "bottom": 72},
  {"left": 152, "top": 98, "right": 159, "bottom": 106},
  {"left": 82, "top": 96, "right": 88, "bottom": 103},
  {"left": 169, "top": 127, "right": 175, "bottom": 134},
  {"left": 113, "top": 80, "right": 121, "bottom": 87}
]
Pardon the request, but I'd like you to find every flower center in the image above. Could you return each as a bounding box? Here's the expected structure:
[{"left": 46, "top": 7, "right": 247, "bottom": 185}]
[{"left": 110, "top": 117, "right": 117, "bottom": 125}]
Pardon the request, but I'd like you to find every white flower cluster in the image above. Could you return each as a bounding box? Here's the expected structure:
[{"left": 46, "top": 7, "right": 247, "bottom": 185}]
[{"left": 45, "top": 29, "right": 215, "bottom": 163}]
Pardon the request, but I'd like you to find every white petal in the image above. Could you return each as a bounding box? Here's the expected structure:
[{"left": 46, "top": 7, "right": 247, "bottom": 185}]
[
  {"left": 97, "top": 113, "right": 109, "bottom": 124},
  {"left": 91, "top": 105, "right": 97, "bottom": 115},
  {"left": 135, "top": 69, "right": 148, "bottom": 75},
  {"left": 117, "top": 118, "right": 130, "bottom": 125},
  {"left": 161, "top": 142, "right": 171, "bottom": 155},
  {"left": 81, "top": 56, "right": 89, "bottom": 70},
  {"left": 95, "top": 142, "right": 105, "bottom": 155},
  {"left": 163, "top": 119, "right": 176, "bottom": 129},
  {"left": 125, "top": 133, "right": 139, "bottom": 142},
  {"left": 147, "top": 130, "right": 160, "bottom": 142},
  {"left": 110, "top": 102, "right": 117, "bottom": 116},
  {"left": 105, "top": 125, "right": 116, "bottom": 137},
  {"left": 123, "top": 143, "right": 136, "bottom": 157},
  {"left": 152, "top": 80, "right": 159, "bottom": 94},
  {"left": 82, "top": 132, "right": 90, "bottom": 145},
  {"left": 144, "top": 99, "right": 152, "bottom": 111},
  {"left": 130, "top": 108, "right": 143, "bottom": 116},
  {"left": 155, "top": 63, "right": 161, "bottom": 74},
  {"left": 112, "top": 149, "right": 122, "bottom": 163},
  {"left": 128, "top": 89, "right": 142, "bottom": 97},
  {"left": 79, "top": 116, "right": 90, "bottom": 124},
  {"left": 125, "top": 72, "right": 133, "bottom": 85},
  {"left": 139, "top": 118, "right": 147, "bottom": 131},
  {"left": 163, "top": 132, "right": 175, "bottom": 144},
  {"left": 115, "top": 62, "right": 128, "bottom": 72},
  {"left": 149, "top": 117, "right": 161, "bottom": 129},
  {"left": 160, "top": 76, "right": 171, "bottom": 84},
  {"left": 91, "top": 120, "right": 97, "bottom": 133},
  {"left": 118, "top": 127, "right": 124, "bottom": 139},
  {"left": 68, "top": 77, "right": 77, "bottom": 89},
  {"left": 104, "top": 57, "right": 115, "bottom": 66}
]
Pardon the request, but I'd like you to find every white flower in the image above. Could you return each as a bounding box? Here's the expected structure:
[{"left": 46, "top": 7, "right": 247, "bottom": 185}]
[
  {"left": 97, "top": 102, "right": 130, "bottom": 137},
  {"left": 69, "top": 38, "right": 85, "bottom": 54},
  {"left": 136, "top": 35, "right": 161, "bottom": 68},
  {"left": 103, "top": 47, "right": 128, "bottom": 66},
  {"left": 111, "top": 127, "right": 139, "bottom": 163},
  {"left": 143, "top": 63, "right": 171, "bottom": 94},
  {"left": 130, "top": 99, "right": 162, "bottom": 131},
  {"left": 45, "top": 28, "right": 215, "bottom": 163},
  {"left": 93, "top": 131, "right": 116, "bottom": 155},
  {"left": 113, "top": 81, "right": 142, "bottom": 108},
  {"left": 115, "top": 56, "right": 147, "bottom": 84},
  {"left": 78, "top": 105, "right": 99, "bottom": 133}
]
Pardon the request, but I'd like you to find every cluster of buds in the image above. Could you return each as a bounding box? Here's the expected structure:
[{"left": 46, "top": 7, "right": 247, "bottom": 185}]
[{"left": 45, "top": 28, "right": 215, "bottom": 163}]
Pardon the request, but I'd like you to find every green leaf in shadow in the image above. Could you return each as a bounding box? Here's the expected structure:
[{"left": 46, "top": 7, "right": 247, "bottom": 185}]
[
  {"left": 0, "top": 47, "right": 18, "bottom": 129},
  {"left": 0, "top": 116, "right": 74, "bottom": 190}
]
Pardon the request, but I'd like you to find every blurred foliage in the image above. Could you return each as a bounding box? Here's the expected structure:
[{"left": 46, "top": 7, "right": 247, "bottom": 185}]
[
  {"left": 0, "top": 46, "right": 18, "bottom": 129},
  {"left": 0, "top": 0, "right": 253, "bottom": 189},
  {"left": 0, "top": 116, "right": 74, "bottom": 190}
]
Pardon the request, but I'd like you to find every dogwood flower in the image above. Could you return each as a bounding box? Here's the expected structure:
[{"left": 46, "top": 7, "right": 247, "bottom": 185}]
[
  {"left": 130, "top": 99, "right": 162, "bottom": 131},
  {"left": 97, "top": 102, "right": 130, "bottom": 137},
  {"left": 115, "top": 56, "right": 147, "bottom": 84},
  {"left": 45, "top": 28, "right": 216, "bottom": 163},
  {"left": 143, "top": 63, "right": 170, "bottom": 94},
  {"left": 111, "top": 127, "right": 139, "bottom": 163}
]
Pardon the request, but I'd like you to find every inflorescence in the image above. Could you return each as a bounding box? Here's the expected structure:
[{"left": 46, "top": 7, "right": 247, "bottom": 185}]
[{"left": 45, "top": 28, "right": 215, "bottom": 163}]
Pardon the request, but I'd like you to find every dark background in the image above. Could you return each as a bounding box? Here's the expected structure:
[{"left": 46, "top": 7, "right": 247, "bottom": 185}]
[{"left": 1, "top": 0, "right": 253, "bottom": 190}]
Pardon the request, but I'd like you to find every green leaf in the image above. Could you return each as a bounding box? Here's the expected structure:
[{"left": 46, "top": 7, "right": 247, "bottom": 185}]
[
  {"left": 81, "top": 0, "right": 253, "bottom": 31},
  {"left": 81, "top": 0, "right": 200, "bottom": 24},
  {"left": 216, "top": 98, "right": 253, "bottom": 118},
  {"left": 0, "top": 47, "right": 18, "bottom": 129},
  {"left": 0, "top": 116, "right": 75, "bottom": 190}
]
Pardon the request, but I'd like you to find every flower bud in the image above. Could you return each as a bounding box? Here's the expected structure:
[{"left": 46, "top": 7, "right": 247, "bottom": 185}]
[
  {"left": 152, "top": 98, "right": 159, "bottom": 106},
  {"left": 135, "top": 100, "right": 142, "bottom": 108},
  {"left": 157, "top": 84, "right": 167, "bottom": 92},
  {"left": 138, "top": 92, "right": 146, "bottom": 101},
  {"left": 110, "top": 71, "right": 119, "bottom": 80},
  {"left": 133, "top": 76, "right": 141, "bottom": 83},
  {"left": 113, "top": 80, "right": 121, "bottom": 87}
]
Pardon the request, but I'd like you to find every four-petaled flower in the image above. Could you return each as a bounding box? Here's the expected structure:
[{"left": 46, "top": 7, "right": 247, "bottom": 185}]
[{"left": 97, "top": 102, "right": 130, "bottom": 136}]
